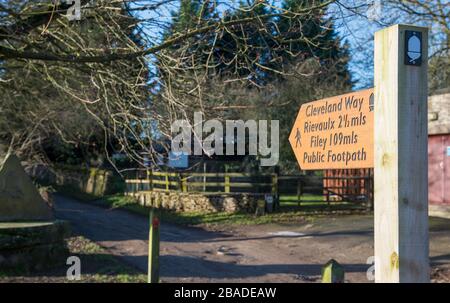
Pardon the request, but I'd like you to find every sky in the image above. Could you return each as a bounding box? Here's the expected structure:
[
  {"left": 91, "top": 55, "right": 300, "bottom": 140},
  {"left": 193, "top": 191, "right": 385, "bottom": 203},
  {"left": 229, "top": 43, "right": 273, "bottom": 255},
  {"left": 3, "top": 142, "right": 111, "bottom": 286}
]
[
  {"left": 329, "top": 1, "right": 383, "bottom": 89},
  {"left": 132, "top": 0, "right": 435, "bottom": 90}
]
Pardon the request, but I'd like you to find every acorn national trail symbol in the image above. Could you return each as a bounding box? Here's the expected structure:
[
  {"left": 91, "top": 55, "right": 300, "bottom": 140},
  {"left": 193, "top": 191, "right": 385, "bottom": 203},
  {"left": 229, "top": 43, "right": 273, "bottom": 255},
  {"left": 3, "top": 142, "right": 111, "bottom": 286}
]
[{"left": 289, "top": 88, "right": 374, "bottom": 170}]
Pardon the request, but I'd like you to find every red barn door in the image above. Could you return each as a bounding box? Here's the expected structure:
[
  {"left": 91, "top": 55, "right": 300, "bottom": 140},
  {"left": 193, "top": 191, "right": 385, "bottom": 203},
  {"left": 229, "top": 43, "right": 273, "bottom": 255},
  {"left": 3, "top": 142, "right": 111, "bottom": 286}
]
[{"left": 428, "top": 135, "right": 450, "bottom": 205}]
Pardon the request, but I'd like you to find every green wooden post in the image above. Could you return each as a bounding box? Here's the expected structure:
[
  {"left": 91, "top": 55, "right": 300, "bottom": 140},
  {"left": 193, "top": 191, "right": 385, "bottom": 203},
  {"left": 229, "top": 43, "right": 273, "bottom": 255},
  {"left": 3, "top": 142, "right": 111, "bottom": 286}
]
[
  {"left": 148, "top": 208, "right": 160, "bottom": 283},
  {"left": 322, "top": 259, "right": 345, "bottom": 283}
]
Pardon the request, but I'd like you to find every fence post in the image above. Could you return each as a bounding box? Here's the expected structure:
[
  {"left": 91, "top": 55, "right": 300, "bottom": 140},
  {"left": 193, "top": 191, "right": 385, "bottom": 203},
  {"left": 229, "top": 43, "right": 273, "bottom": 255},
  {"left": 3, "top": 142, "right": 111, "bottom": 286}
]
[
  {"left": 182, "top": 174, "right": 187, "bottom": 192},
  {"left": 134, "top": 169, "right": 138, "bottom": 192},
  {"left": 148, "top": 208, "right": 160, "bottom": 283},
  {"left": 177, "top": 173, "right": 182, "bottom": 192},
  {"left": 369, "top": 171, "right": 374, "bottom": 211},
  {"left": 271, "top": 173, "right": 279, "bottom": 210},
  {"left": 297, "top": 178, "right": 302, "bottom": 207},
  {"left": 165, "top": 172, "right": 169, "bottom": 191},
  {"left": 131, "top": 171, "right": 136, "bottom": 196},
  {"left": 203, "top": 162, "right": 207, "bottom": 192},
  {"left": 364, "top": 175, "right": 373, "bottom": 211},
  {"left": 149, "top": 170, "right": 154, "bottom": 207},
  {"left": 225, "top": 174, "right": 230, "bottom": 193},
  {"left": 271, "top": 174, "right": 277, "bottom": 195}
]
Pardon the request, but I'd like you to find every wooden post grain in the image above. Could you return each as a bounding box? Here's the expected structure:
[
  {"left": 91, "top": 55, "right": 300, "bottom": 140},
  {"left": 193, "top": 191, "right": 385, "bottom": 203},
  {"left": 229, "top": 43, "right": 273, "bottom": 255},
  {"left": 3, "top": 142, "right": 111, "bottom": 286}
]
[{"left": 374, "top": 24, "right": 429, "bottom": 283}]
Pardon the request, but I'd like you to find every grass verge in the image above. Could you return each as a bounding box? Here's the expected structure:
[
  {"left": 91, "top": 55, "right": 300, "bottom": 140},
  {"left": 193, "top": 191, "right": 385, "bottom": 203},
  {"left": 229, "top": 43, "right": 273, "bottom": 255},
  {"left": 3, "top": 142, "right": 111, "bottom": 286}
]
[
  {"left": 85, "top": 194, "right": 368, "bottom": 228},
  {"left": 0, "top": 235, "right": 146, "bottom": 283}
]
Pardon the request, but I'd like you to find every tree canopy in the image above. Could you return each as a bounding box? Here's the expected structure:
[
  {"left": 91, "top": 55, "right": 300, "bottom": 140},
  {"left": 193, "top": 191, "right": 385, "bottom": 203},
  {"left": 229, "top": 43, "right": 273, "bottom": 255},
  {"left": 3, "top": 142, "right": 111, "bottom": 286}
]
[{"left": 0, "top": 0, "right": 447, "bottom": 170}]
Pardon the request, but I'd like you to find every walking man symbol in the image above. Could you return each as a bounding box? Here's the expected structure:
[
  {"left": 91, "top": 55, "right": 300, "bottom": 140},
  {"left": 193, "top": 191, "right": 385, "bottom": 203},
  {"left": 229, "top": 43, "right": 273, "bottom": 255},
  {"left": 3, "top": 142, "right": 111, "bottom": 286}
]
[{"left": 295, "top": 128, "right": 302, "bottom": 148}]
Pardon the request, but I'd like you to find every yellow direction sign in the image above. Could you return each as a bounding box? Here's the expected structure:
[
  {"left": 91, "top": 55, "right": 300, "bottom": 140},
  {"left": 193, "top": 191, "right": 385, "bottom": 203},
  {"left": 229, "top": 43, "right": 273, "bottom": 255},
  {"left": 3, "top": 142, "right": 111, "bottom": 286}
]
[{"left": 289, "top": 88, "right": 374, "bottom": 170}]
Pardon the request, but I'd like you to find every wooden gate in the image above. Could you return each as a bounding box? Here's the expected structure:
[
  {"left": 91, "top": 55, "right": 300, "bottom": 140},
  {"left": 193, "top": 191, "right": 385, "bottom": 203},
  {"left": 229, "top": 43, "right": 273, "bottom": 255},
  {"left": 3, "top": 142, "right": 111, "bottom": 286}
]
[{"left": 323, "top": 169, "right": 373, "bottom": 204}]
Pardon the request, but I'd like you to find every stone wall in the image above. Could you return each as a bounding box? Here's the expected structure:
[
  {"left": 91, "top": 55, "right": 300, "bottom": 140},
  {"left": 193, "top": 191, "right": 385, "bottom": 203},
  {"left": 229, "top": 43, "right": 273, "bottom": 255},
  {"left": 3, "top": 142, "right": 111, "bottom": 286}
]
[
  {"left": 0, "top": 221, "right": 70, "bottom": 271},
  {"left": 429, "top": 91, "right": 450, "bottom": 135},
  {"left": 429, "top": 204, "right": 450, "bottom": 220},
  {"left": 26, "top": 164, "right": 125, "bottom": 198},
  {"left": 127, "top": 191, "right": 262, "bottom": 213}
]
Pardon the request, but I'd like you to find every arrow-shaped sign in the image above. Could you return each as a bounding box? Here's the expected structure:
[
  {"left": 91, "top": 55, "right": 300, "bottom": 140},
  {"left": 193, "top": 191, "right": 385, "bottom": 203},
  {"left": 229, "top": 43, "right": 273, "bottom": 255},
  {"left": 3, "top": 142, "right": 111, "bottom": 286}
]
[{"left": 288, "top": 88, "right": 375, "bottom": 170}]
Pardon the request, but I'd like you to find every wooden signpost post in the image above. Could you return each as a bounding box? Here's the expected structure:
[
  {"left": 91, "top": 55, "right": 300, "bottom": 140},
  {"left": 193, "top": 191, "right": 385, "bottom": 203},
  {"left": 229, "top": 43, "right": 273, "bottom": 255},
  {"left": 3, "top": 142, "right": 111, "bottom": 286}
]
[
  {"left": 289, "top": 24, "right": 429, "bottom": 283},
  {"left": 373, "top": 25, "right": 429, "bottom": 283}
]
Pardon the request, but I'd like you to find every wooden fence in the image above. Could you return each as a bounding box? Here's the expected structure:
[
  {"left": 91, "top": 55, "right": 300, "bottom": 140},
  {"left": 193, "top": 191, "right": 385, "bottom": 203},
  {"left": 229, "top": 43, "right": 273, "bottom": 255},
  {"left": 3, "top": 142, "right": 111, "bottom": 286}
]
[
  {"left": 279, "top": 173, "right": 373, "bottom": 206},
  {"left": 125, "top": 170, "right": 373, "bottom": 208},
  {"left": 125, "top": 170, "right": 278, "bottom": 196}
]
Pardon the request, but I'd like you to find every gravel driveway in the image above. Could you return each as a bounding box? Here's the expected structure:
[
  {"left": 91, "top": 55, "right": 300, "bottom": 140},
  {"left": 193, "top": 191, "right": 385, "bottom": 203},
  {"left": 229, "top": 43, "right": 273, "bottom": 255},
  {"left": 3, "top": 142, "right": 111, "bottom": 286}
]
[{"left": 54, "top": 194, "right": 450, "bottom": 283}]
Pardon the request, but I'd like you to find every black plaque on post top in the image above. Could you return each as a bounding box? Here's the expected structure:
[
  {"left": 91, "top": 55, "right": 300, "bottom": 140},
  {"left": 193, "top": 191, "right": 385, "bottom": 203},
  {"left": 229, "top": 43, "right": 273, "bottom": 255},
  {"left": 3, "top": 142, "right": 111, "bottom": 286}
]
[{"left": 405, "top": 30, "right": 422, "bottom": 66}]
